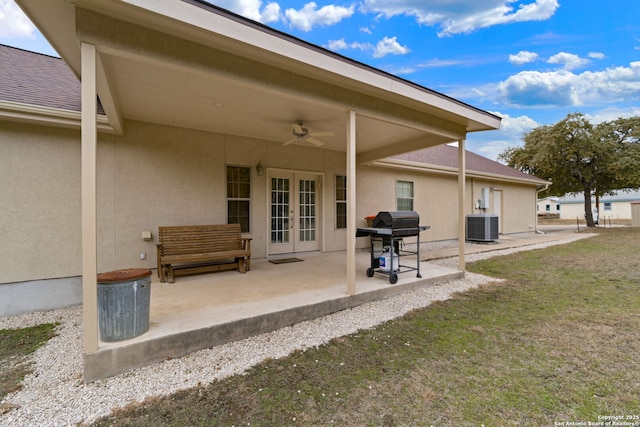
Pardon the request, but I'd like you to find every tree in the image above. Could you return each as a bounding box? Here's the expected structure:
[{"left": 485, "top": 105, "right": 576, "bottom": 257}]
[{"left": 499, "top": 113, "right": 640, "bottom": 227}]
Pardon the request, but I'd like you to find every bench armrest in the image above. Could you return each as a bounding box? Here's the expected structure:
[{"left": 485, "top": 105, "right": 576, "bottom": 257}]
[{"left": 241, "top": 237, "right": 252, "bottom": 251}]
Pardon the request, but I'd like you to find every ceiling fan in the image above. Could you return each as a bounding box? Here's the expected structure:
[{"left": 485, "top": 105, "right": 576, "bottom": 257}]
[{"left": 283, "top": 120, "right": 335, "bottom": 146}]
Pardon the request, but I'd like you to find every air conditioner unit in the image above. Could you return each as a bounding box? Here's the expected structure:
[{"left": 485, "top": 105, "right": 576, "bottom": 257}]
[{"left": 466, "top": 214, "right": 499, "bottom": 242}]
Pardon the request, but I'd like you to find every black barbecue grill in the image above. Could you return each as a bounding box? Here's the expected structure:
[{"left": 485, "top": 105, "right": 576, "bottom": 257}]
[{"left": 356, "top": 211, "right": 430, "bottom": 284}]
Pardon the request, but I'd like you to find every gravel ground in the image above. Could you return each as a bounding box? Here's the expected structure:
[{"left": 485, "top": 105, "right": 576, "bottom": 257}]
[{"left": 0, "top": 233, "right": 593, "bottom": 426}]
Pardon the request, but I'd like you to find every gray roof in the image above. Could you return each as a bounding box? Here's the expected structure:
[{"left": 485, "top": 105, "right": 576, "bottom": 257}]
[
  {"left": 558, "top": 189, "right": 640, "bottom": 204},
  {"left": 393, "top": 144, "right": 548, "bottom": 184},
  {"left": 0, "top": 44, "right": 103, "bottom": 113}
]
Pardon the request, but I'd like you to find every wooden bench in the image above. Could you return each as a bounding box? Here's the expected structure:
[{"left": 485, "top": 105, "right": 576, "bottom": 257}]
[{"left": 156, "top": 224, "right": 251, "bottom": 283}]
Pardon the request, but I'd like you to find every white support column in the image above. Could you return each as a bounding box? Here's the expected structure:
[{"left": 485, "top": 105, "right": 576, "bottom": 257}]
[
  {"left": 346, "top": 110, "right": 357, "bottom": 295},
  {"left": 81, "top": 42, "right": 99, "bottom": 354},
  {"left": 458, "top": 139, "right": 466, "bottom": 272}
]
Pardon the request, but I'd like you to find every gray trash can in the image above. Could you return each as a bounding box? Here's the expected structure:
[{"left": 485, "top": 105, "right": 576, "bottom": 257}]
[{"left": 97, "top": 268, "right": 152, "bottom": 342}]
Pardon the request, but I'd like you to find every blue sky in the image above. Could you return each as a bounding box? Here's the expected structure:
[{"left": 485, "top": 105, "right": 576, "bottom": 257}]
[{"left": 2, "top": 0, "right": 639, "bottom": 160}]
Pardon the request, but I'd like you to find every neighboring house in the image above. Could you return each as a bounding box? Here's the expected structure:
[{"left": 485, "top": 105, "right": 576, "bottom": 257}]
[
  {"left": 537, "top": 197, "right": 560, "bottom": 217},
  {"left": 557, "top": 190, "right": 640, "bottom": 221},
  {"left": 2, "top": 0, "right": 546, "bottom": 379}
]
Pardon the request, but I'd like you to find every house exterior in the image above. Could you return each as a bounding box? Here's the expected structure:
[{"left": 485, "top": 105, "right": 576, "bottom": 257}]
[
  {"left": 2, "top": 0, "right": 546, "bottom": 379},
  {"left": 1, "top": 42, "right": 546, "bottom": 314},
  {"left": 537, "top": 196, "right": 560, "bottom": 217},
  {"left": 557, "top": 190, "right": 640, "bottom": 221}
]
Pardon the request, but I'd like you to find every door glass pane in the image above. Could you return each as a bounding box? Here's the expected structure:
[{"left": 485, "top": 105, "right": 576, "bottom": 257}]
[
  {"left": 271, "top": 178, "right": 290, "bottom": 244},
  {"left": 299, "top": 179, "right": 316, "bottom": 243}
]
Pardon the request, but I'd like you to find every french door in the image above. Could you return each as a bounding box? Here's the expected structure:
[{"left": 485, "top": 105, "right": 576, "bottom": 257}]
[{"left": 269, "top": 171, "right": 322, "bottom": 255}]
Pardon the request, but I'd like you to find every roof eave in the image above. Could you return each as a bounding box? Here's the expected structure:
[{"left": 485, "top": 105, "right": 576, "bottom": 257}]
[
  {"left": 369, "top": 158, "right": 549, "bottom": 186},
  {"left": 0, "top": 100, "right": 115, "bottom": 134}
]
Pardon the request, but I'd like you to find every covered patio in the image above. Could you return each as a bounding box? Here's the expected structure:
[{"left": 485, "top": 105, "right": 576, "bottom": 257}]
[
  {"left": 86, "top": 250, "right": 461, "bottom": 381},
  {"left": 15, "top": 0, "right": 501, "bottom": 382}
]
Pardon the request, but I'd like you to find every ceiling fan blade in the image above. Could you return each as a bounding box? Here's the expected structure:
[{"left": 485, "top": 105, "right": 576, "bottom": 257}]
[
  {"left": 307, "top": 137, "right": 325, "bottom": 146},
  {"left": 283, "top": 138, "right": 297, "bottom": 145},
  {"left": 309, "top": 131, "right": 334, "bottom": 138}
]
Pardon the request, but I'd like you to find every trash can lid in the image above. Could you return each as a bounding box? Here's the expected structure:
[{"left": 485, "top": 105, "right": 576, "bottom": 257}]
[{"left": 97, "top": 268, "right": 152, "bottom": 283}]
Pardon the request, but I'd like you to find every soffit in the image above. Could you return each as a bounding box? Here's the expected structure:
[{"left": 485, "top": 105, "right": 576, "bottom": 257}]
[{"left": 16, "top": 0, "right": 499, "bottom": 159}]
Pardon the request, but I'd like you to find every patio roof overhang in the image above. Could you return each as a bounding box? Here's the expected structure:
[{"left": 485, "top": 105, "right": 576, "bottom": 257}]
[{"left": 16, "top": 0, "right": 500, "bottom": 160}]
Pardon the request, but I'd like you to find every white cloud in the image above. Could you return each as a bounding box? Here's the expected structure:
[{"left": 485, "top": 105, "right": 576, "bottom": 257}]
[
  {"left": 285, "top": 2, "right": 355, "bottom": 32},
  {"left": 0, "top": 0, "right": 36, "bottom": 38},
  {"left": 547, "top": 52, "right": 589, "bottom": 70},
  {"left": 585, "top": 107, "right": 640, "bottom": 124},
  {"left": 327, "top": 38, "right": 348, "bottom": 50},
  {"left": 496, "top": 62, "right": 640, "bottom": 107},
  {"left": 361, "top": 0, "right": 559, "bottom": 36},
  {"left": 326, "top": 36, "right": 409, "bottom": 59},
  {"left": 373, "top": 36, "right": 410, "bottom": 58},
  {"left": 493, "top": 111, "right": 540, "bottom": 137},
  {"left": 588, "top": 52, "right": 605, "bottom": 60},
  {"left": 326, "top": 38, "right": 373, "bottom": 53},
  {"left": 419, "top": 58, "right": 466, "bottom": 68},
  {"left": 261, "top": 2, "right": 282, "bottom": 22},
  {"left": 207, "top": 0, "right": 281, "bottom": 23},
  {"left": 465, "top": 112, "right": 539, "bottom": 160},
  {"left": 509, "top": 50, "right": 539, "bottom": 65}
]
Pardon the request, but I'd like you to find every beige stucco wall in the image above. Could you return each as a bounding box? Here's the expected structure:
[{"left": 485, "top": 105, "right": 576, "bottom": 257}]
[
  {"left": 606, "top": 203, "right": 632, "bottom": 219},
  {"left": 2, "top": 119, "right": 537, "bottom": 285},
  {"left": 559, "top": 203, "right": 586, "bottom": 220},
  {"left": 469, "top": 179, "right": 537, "bottom": 234},
  {"left": 101, "top": 120, "right": 348, "bottom": 270},
  {"left": 560, "top": 201, "right": 633, "bottom": 220},
  {"left": 1, "top": 119, "right": 348, "bottom": 283},
  {"left": 1, "top": 121, "right": 83, "bottom": 283},
  {"left": 356, "top": 167, "right": 537, "bottom": 246},
  {"left": 356, "top": 168, "right": 462, "bottom": 243}
]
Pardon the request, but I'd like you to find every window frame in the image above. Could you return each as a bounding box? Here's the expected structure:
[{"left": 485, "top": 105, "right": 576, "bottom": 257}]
[
  {"left": 335, "top": 174, "right": 347, "bottom": 229},
  {"left": 226, "top": 165, "right": 251, "bottom": 233},
  {"left": 396, "top": 180, "right": 414, "bottom": 211}
]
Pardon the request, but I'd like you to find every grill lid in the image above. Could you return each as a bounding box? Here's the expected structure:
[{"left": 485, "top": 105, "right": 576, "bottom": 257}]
[{"left": 372, "top": 211, "right": 419, "bottom": 229}]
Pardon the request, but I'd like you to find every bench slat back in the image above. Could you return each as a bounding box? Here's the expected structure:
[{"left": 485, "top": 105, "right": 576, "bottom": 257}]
[{"left": 158, "top": 224, "right": 244, "bottom": 256}]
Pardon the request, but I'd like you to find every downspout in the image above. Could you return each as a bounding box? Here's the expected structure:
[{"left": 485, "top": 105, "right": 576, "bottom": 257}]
[{"left": 535, "top": 182, "right": 550, "bottom": 234}]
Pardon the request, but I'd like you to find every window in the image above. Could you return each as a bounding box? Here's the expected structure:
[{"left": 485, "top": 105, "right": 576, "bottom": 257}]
[
  {"left": 226, "top": 165, "right": 250, "bottom": 233},
  {"left": 604, "top": 202, "right": 612, "bottom": 211},
  {"left": 396, "top": 181, "right": 414, "bottom": 211},
  {"left": 545, "top": 204, "right": 551, "bottom": 212},
  {"left": 335, "top": 175, "right": 347, "bottom": 229}
]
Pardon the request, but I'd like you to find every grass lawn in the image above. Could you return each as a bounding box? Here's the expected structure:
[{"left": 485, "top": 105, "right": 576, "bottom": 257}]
[
  {"left": 88, "top": 228, "right": 640, "bottom": 426},
  {"left": 13, "top": 228, "right": 638, "bottom": 426}
]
